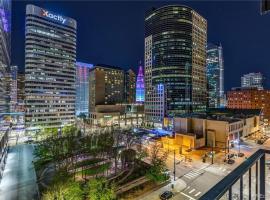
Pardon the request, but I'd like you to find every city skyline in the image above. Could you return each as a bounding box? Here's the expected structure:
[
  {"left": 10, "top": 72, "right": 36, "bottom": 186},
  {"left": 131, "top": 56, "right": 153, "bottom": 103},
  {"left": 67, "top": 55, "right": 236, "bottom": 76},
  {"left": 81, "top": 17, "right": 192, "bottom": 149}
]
[
  {"left": 1, "top": 1, "right": 270, "bottom": 200},
  {"left": 12, "top": 1, "right": 270, "bottom": 91}
]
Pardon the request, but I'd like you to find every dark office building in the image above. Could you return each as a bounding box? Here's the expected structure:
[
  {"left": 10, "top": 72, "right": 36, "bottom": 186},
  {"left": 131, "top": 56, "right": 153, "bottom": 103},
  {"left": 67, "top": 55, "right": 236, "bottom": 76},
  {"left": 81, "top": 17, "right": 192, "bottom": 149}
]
[
  {"left": 17, "top": 73, "right": 25, "bottom": 103},
  {"left": 124, "top": 69, "right": 136, "bottom": 104},
  {"left": 89, "top": 64, "right": 124, "bottom": 112},
  {"left": 144, "top": 5, "right": 207, "bottom": 125}
]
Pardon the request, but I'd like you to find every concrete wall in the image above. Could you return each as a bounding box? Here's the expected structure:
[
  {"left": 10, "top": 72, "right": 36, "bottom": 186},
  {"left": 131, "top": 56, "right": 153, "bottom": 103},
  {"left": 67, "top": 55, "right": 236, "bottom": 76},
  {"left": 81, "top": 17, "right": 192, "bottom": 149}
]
[
  {"left": 206, "top": 120, "right": 228, "bottom": 148},
  {"left": 174, "top": 118, "right": 189, "bottom": 133},
  {"left": 243, "top": 116, "right": 260, "bottom": 137}
]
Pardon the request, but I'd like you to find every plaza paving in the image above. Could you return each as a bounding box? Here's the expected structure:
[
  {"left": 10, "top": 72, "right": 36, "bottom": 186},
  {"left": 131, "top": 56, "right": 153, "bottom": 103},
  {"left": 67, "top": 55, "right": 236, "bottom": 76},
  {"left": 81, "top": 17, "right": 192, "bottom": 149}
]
[{"left": 0, "top": 144, "right": 39, "bottom": 200}]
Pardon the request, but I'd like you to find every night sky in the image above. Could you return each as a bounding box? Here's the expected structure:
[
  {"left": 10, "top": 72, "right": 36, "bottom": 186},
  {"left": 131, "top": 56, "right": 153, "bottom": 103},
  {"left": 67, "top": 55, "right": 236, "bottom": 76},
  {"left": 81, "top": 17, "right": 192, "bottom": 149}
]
[{"left": 12, "top": 1, "right": 270, "bottom": 91}]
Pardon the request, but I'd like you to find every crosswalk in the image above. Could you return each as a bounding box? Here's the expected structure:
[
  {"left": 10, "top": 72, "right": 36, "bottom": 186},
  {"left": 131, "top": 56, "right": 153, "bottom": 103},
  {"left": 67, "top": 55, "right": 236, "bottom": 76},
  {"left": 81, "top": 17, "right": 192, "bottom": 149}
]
[
  {"left": 183, "top": 169, "right": 204, "bottom": 180},
  {"left": 217, "top": 166, "right": 231, "bottom": 173},
  {"left": 180, "top": 186, "right": 202, "bottom": 199}
]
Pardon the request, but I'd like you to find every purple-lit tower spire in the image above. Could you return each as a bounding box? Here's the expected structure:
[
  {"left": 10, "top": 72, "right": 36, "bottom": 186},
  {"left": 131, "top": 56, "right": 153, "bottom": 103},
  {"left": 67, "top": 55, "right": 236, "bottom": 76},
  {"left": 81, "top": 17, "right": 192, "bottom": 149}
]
[{"left": 136, "top": 62, "right": 145, "bottom": 103}]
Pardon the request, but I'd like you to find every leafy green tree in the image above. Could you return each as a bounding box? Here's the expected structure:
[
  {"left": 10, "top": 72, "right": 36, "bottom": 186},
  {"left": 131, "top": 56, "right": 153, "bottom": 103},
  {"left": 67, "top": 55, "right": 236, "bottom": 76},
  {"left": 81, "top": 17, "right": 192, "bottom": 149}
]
[
  {"left": 78, "top": 113, "right": 87, "bottom": 135},
  {"left": 38, "top": 127, "right": 58, "bottom": 140},
  {"left": 62, "top": 125, "right": 77, "bottom": 137},
  {"left": 42, "top": 180, "right": 83, "bottom": 200},
  {"left": 146, "top": 142, "right": 168, "bottom": 183},
  {"left": 120, "top": 149, "right": 136, "bottom": 169},
  {"left": 87, "top": 177, "right": 116, "bottom": 200}
]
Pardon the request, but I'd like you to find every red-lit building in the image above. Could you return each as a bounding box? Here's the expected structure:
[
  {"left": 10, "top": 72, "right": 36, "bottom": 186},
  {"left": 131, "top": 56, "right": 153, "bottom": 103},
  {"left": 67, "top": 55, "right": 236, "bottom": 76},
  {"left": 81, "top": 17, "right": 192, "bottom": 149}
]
[{"left": 227, "top": 87, "right": 270, "bottom": 121}]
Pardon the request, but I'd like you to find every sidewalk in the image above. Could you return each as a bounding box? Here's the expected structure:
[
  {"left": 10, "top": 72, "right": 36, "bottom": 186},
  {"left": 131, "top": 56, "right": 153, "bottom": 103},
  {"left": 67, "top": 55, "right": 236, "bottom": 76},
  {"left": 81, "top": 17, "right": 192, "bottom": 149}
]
[{"left": 0, "top": 144, "right": 39, "bottom": 200}]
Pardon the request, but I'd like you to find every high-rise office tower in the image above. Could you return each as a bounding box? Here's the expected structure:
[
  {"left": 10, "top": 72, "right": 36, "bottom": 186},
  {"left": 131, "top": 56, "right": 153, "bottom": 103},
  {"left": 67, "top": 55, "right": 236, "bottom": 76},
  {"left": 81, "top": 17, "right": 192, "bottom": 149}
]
[
  {"left": 75, "top": 62, "right": 93, "bottom": 116},
  {"left": 241, "top": 72, "right": 264, "bottom": 90},
  {"left": 89, "top": 64, "right": 124, "bottom": 111},
  {"left": 124, "top": 69, "right": 136, "bottom": 104},
  {"left": 25, "top": 5, "right": 77, "bottom": 132},
  {"left": 0, "top": 0, "right": 11, "bottom": 115},
  {"left": 206, "top": 43, "right": 224, "bottom": 108},
  {"left": 144, "top": 5, "right": 207, "bottom": 126},
  {"left": 136, "top": 64, "right": 145, "bottom": 103},
  {"left": 9, "top": 65, "right": 17, "bottom": 112},
  {"left": 17, "top": 73, "right": 25, "bottom": 104}
]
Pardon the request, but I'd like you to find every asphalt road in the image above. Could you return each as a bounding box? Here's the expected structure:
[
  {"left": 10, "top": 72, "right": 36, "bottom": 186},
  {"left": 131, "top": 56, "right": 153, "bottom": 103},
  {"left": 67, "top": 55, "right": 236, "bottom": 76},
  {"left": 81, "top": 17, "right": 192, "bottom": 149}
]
[{"left": 0, "top": 144, "right": 39, "bottom": 200}]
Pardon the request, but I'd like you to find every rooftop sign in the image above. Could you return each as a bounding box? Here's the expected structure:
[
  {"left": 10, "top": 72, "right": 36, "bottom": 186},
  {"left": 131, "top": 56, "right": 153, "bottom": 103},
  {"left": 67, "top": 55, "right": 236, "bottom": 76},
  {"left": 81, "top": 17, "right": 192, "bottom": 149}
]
[{"left": 41, "top": 9, "right": 66, "bottom": 24}]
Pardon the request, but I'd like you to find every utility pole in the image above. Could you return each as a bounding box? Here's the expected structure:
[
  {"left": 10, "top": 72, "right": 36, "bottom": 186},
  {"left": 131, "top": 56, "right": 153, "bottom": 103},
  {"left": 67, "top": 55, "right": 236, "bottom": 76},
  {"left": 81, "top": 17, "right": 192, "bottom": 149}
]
[
  {"left": 173, "top": 149, "right": 176, "bottom": 181},
  {"left": 211, "top": 142, "right": 214, "bottom": 165}
]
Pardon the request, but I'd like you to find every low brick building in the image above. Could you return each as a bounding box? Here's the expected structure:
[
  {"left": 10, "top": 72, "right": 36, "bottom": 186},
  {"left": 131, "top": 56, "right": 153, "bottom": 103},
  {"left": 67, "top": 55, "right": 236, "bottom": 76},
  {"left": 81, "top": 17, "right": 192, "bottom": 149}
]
[{"left": 227, "top": 87, "right": 270, "bottom": 122}]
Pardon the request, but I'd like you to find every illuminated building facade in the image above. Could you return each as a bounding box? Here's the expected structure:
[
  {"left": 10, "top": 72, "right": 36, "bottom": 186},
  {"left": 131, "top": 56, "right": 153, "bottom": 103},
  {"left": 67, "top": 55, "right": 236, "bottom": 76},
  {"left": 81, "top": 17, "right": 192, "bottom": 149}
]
[
  {"left": 135, "top": 64, "right": 145, "bottom": 103},
  {"left": 206, "top": 43, "right": 224, "bottom": 108},
  {"left": 25, "top": 5, "right": 77, "bottom": 132},
  {"left": 89, "top": 64, "right": 124, "bottom": 112},
  {"left": 144, "top": 5, "right": 207, "bottom": 125},
  {"left": 17, "top": 73, "right": 25, "bottom": 104},
  {"left": 8, "top": 65, "right": 17, "bottom": 112},
  {"left": 124, "top": 69, "right": 136, "bottom": 104},
  {"left": 241, "top": 72, "right": 264, "bottom": 90},
  {"left": 227, "top": 87, "right": 270, "bottom": 121},
  {"left": 0, "top": 0, "right": 11, "bottom": 115},
  {"left": 75, "top": 62, "right": 93, "bottom": 116}
]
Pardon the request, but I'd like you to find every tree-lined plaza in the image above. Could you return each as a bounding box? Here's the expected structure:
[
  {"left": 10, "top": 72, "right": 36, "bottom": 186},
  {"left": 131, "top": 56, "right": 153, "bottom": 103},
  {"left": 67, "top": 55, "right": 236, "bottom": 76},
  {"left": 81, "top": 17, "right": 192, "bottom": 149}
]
[{"left": 33, "top": 125, "right": 169, "bottom": 200}]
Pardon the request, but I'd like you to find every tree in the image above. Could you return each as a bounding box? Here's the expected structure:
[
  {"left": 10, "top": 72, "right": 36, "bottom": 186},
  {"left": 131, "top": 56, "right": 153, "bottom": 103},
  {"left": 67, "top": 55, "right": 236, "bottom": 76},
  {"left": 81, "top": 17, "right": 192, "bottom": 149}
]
[
  {"left": 120, "top": 149, "right": 136, "bottom": 169},
  {"left": 146, "top": 142, "right": 169, "bottom": 183},
  {"left": 38, "top": 127, "right": 58, "bottom": 140},
  {"left": 87, "top": 177, "right": 116, "bottom": 200},
  {"left": 62, "top": 125, "right": 77, "bottom": 137},
  {"left": 78, "top": 113, "right": 87, "bottom": 135},
  {"left": 42, "top": 180, "right": 83, "bottom": 200}
]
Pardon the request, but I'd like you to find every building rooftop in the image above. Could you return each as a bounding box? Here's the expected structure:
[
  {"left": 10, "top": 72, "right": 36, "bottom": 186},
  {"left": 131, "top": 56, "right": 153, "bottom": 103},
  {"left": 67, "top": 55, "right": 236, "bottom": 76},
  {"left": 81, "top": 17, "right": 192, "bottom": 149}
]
[
  {"left": 93, "top": 64, "right": 123, "bottom": 71},
  {"left": 178, "top": 108, "right": 261, "bottom": 123}
]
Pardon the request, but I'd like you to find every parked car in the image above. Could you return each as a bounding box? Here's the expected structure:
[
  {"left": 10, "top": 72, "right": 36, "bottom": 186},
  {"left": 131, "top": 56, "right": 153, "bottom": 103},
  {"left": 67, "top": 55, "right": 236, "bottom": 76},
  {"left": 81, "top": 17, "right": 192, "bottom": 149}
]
[
  {"left": 238, "top": 152, "right": 245, "bottom": 157},
  {"left": 227, "top": 159, "right": 235, "bottom": 165},
  {"left": 228, "top": 154, "right": 235, "bottom": 159},
  {"left": 160, "top": 191, "right": 173, "bottom": 200}
]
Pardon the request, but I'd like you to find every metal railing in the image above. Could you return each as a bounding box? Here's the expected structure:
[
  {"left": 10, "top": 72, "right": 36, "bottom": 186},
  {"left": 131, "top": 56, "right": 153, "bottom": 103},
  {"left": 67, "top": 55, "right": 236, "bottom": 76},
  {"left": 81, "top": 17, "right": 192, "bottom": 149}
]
[{"left": 199, "top": 148, "right": 270, "bottom": 200}]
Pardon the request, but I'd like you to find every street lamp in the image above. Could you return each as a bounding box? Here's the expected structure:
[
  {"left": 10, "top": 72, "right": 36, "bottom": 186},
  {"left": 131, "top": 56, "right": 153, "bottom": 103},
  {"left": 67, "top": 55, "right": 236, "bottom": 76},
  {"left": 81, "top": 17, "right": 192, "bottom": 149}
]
[{"left": 173, "top": 149, "right": 176, "bottom": 181}]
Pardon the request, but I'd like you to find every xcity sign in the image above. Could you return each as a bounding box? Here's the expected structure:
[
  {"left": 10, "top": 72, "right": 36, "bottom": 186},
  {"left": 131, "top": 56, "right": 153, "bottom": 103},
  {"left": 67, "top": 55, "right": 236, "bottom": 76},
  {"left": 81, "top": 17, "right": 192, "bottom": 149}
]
[{"left": 41, "top": 9, "right": 66, "bottom": 24}]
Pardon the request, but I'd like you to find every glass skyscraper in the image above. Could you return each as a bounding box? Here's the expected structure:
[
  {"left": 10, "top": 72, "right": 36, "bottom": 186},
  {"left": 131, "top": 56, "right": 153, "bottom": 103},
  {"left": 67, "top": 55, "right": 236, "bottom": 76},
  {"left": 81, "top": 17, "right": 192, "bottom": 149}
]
[
  {"left": 144, "top": 5, "right": 207, "bottom": 125},
  {"left": 25, "top": 5, "right": 77, "bottom": 132},
  {"left": 135, "top": 64, "right": 145, "bottom": 103},
  {"left": 75, "top": 62, "right": 93, "bottom": 116},
  {"left": 241, "top": 72, "right": 264, "bottom": 90},
  {"left": 206, "top": 43, "right": 224, "bottom": 108},
  {"left": 0, "top": 0, "right": 11, "bottom": 115}
]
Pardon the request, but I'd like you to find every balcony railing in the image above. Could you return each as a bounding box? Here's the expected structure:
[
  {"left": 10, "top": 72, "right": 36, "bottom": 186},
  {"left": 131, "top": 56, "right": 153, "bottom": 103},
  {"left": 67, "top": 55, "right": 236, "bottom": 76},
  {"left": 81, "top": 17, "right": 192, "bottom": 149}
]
[{"left": 199, "top": 148, "right": 270, "bottom": 200}]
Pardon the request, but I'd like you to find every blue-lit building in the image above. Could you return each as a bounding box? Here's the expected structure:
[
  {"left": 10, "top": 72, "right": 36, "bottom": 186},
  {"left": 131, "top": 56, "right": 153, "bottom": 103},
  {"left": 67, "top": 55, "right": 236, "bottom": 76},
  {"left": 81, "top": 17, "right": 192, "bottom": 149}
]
[
  {"left": 206, "top": 43, "right": 224, "bottom": 108},
  {"left": 136, "top": 64, "right": 145, "bottom": 103},
  {"left": 0, "top": 0, "right": 11, "bottom": 115},
  {"left": 75, "top": 62, "right": 93, "bottom": 116}
]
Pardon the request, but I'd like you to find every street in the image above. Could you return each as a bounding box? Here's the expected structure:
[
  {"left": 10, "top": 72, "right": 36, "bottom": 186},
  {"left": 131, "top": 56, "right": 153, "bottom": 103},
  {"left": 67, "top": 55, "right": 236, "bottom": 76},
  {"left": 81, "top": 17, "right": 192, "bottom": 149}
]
[
  {"left": 139, "top": 138, "right": 267, "bottom": 200},
  {"left": 0, "top": 144, "right": 39, "bottom": 200}
]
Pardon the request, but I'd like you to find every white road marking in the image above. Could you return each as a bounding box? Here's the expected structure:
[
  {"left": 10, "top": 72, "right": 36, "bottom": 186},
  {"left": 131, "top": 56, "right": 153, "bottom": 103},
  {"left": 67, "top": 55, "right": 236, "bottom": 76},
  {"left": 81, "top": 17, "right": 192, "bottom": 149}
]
[
  {"left": 194, "top": 191, "right": 201, "bottom": 196},
  {"left": 189, "top": 189, "right": 195, "bottom": 194},
  {"left": 180, "top": 192, "right": 196, "bottom": 200},
  {"left": 184, "top": 170, "right": 203, "bottom": 179}
]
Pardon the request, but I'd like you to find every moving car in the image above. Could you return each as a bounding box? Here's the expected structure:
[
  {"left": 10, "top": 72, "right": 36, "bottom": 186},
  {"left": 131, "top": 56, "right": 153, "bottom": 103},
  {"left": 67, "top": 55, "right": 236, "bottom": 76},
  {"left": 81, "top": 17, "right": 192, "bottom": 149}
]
[{"left": 160, "top": 191, "right": 173, "bottom": 200}]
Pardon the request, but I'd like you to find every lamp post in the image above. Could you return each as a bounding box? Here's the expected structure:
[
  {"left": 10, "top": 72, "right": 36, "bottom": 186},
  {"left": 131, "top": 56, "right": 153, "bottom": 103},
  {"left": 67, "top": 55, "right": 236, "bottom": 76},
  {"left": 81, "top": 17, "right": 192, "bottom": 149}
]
[
  {"left": 173, "top": 149, "right": 176, "bottom": 181},
  {"left": 211, "top": 141, "right": 214, "bottom": 165}
]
